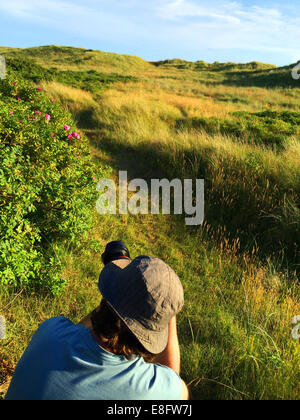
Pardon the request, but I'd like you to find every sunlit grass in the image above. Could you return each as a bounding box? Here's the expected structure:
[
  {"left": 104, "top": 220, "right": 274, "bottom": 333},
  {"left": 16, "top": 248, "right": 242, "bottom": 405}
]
[
  {"left": 1, "top": 48, "right": 299, "bottom": 400},
  {"left": 41, "top": 81, "right": 96, "bottom": 103}
]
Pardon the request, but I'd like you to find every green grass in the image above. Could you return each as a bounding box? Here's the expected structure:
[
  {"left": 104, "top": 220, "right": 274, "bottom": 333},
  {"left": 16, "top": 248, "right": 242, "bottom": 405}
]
[
  {"left": 4, "top": 56, "right": 139, "bottom": 96},
  {"left": 0, "top": 45, "right": 153, "bottom": 74},
  {"left": 152, "top": 58, "right": 277, "bottom": 72},
  {"left": 1, "top": 181, "right": 299, "bottom": 400},
  {"left": 0, "top": 47, "right": 299, "bottom": 400},
  {"left": 153, "top": 57, "right": 300, "bottom": 89},
  {"left": 176, "top": 110, "right": 300, "bottom": 149}
]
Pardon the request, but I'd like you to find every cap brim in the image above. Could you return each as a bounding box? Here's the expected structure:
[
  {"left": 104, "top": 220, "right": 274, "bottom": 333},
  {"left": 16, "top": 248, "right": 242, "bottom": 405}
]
[{"left": 98, "top": 260, "right": 169, "bottom": 354}]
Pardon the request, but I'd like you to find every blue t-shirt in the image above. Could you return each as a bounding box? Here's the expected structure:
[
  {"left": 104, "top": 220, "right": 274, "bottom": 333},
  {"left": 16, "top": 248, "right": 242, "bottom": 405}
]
[{"left": 5, "top": 317, "right": 183, "bottom": 400}]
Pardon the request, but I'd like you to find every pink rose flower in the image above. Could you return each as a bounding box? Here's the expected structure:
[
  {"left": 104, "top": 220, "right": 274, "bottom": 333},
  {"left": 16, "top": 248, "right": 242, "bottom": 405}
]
[
  {"left": 17, "top": 97, "right": 21, "bottom": 101},
  {"left": 37, "top": 87, "right": 42, "bottom": 91},
  {"left": 68, "top": 134, "right": 73, "bottom": 140},
  {"left": 64, "top": 125, "right": 71, "bottom": 131},
  {"left": 45, "top": 114, "right": 51, "bottom": 123},
  {"left": 72, "top": 132, "right": 81, "bottom": 139},
  {"left": 9, "top": 110, "right": 14, "bottom": 114},
  {"left": 13, "top": 81, "right": 17, "bottom": 86}
]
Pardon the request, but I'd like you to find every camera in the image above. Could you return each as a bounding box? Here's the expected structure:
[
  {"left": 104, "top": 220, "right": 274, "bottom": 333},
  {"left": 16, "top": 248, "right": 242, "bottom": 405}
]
[{"left": 101, "top": 241, "right": 131, "bottom": 265}]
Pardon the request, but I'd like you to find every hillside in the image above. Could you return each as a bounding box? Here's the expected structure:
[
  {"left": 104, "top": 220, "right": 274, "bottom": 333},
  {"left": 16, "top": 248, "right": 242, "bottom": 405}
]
[
  {"left": 0, "top": 46, "right": 299, "bottom": 400},
  {"left": 2, "top": 45, "right": 299, "bottom": 89},
  {"left": 0, "top": 45, "right": 154, "bottom": 74},
  {"left": 153, "top": 57, "right": 300, "bottom": 88},
  {"left": 152, "top": 58, "right": 276, "bottom": 71}
]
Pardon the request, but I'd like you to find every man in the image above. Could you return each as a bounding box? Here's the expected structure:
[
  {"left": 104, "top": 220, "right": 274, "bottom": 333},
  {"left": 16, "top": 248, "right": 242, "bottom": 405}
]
[{"left": 5, "top": 255, "right": 189, "bottom": 400}]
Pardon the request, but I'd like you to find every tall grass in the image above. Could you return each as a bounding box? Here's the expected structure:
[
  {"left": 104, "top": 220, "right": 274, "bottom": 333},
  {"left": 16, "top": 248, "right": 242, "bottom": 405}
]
[
  {"left": 0, "top": 45, "right": 154, "bottom": 74},
  {"left": 1, "top": 49, "right": 299, "bottom": 400},
  {"left": 83, "top": 84, "right": 300, "bottom": 263},
  {"left": 1, "top": 208, "right": 298, "bottom": 399}
]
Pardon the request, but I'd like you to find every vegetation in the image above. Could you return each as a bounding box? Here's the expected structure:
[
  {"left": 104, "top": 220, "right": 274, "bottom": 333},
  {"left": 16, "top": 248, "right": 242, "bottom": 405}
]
[
  {"left": 153, "top": 58, "right": 300, "bottom": 88},
  {"left": 152, "top": 58, "right": 277, "bottom": 72},
  {"left": 176, "top": 110, "right": 300, "bottom": 149},
  {"left": 0, "top": 71, "right": 102, "bottom": 294},
  {"left": 5, "top": 57, "right": 139, "bottom": 95},
  {"left": 0, "top": 46, "right": 299, "bottom": 400},
  {"left": 0, "top": 45, "right": 152, "bottom": 73}
]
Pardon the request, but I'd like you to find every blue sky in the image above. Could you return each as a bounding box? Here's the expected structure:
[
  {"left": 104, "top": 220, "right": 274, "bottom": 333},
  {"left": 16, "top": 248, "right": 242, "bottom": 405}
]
[{"left": 0, "top": 0, "right": 299, "bottom": 66}]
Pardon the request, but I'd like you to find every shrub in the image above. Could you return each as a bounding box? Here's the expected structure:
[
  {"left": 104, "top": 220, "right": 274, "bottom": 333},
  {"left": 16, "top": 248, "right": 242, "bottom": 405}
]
[
  {"left": 55, "top": 70, "right": 138, "bottom": 96},
  {"left": 4, "top": 57, "right": 55, "bottom": 83},
  {"left": 176, "top": 110, "right": 300, "bottom": 150},
  {"left": 0, "top": 73, "right": 100, "bottom": 294},
  {"left": 4, "top": 57, "right": 139, "bottom": 96}
]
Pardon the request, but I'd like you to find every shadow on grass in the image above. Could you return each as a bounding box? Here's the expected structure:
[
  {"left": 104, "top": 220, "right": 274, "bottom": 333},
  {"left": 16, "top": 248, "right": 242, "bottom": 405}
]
[
  {"left": 220, "top": 67, "right": 300, "bottom": 89},
  {"left": 89, "top": 130, "right": 300, "bottom": 273}
]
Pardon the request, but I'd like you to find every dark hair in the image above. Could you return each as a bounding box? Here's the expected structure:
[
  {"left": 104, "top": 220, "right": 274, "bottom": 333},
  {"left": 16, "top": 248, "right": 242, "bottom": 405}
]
[{"left": 91, "top": 299, "right": 155, "bottom": 362}]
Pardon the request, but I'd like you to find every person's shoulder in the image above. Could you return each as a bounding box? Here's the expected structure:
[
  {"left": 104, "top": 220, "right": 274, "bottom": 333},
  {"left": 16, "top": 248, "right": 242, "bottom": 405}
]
[
  {"left": 33, "top": 317, "right": 79, "bottom": 345},
  {"left": 38, "top": 316, "right": 73, "bottom": 332},
  {"left": 154, "top": 364, "right": 189, "bottom": 400},
  {"left": 153, "top": 362, "right": 182, "bottom": 382},
  {"left": 41, "top": 316, "right": 72, "bottom": 326},
  {"left": 141, "top": 362, "right": 184, "bottom": 400}
]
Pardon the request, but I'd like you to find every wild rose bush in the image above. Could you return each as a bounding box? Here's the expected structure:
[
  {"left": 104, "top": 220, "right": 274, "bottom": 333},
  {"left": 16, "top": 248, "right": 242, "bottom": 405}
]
[{"left": 0, "top": 75, "right": 100, "bottom": 294}]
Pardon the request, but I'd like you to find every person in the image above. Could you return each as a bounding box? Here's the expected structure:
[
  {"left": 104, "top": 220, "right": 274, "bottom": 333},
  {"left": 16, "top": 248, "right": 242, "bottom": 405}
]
[{"left": 5, "top": 254, "right": 189, "bottom": 400}]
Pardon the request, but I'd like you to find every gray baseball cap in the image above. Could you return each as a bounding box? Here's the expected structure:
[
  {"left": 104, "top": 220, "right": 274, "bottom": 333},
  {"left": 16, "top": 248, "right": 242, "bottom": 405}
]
[{"left": 98, "top": 256, "right": 184, "bottom": 354}]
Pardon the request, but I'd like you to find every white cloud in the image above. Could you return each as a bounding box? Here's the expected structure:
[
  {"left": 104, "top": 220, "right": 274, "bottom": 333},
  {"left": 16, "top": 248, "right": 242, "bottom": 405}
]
[
  {"left": 0, "top": 0, "right": 299, "bottom": 64},
  {"left": 156, "top": 0, "right": 286, "bottom": 27},
  {"left": 154, "top": 0, "right": 300, "bottom": 62},
  {"left": 157, "top": 0, "right": 241, "bottom": 24},
  {"left": 0, "top": 0, "right": 88, "bottom": 20},
  {"left": 0, "top": 0, "right": 139, "bottom": 38}
]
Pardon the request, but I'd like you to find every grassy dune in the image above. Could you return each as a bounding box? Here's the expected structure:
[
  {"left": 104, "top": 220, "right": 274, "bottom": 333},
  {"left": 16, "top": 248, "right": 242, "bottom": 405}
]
[
  {"left": 0, "top": 46, "right": 299, "bottom": 400},
  {"left": 0, "top": 45, "right": 154, "bottom": 75}
]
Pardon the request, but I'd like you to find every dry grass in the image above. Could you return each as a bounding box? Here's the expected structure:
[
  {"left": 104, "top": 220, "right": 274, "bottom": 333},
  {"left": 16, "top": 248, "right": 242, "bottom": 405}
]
[
  {"left": 40, "top": 81, "right": 97, "bottom": 108},
  {"left": 1, "top": 51, "right": 299, "bottom": 400}
]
